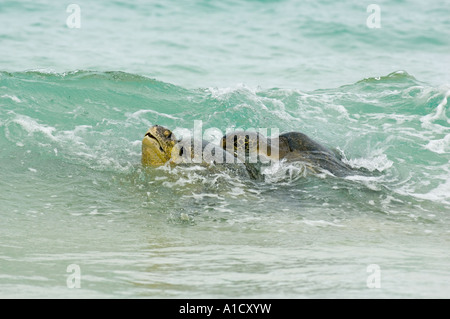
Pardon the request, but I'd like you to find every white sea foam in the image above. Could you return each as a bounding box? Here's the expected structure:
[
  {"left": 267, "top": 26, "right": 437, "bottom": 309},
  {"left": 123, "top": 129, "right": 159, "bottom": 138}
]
[
  {"left": 187, "top": 193, "right": 224, "bottom": 200},
  {"left": 56, "top": 125, "right": 92, "bottom": 149},
  {"left": 206, "top": 84, "right": 258, "bottom": 100},
  {"left": 408, "top": 178, "right": 450, "bottom": 205},
  {"left": 7, "top": 121, "right": 134, "bottom": 173},
  {"left": 1, "top": 94, "right": 21, "bottom": 103},
  {"left": 425, "top": 134, "right": 450, "bottom": 154},
  {"left": 229, "top": 187, "right": 245, "bottom": 196},
  {"left": 301, "top": 219, "right": 344, "bottom": 228},
  {"left": 262, "top": 160, "right": 308, "bottom": 183},
  {"left": 131, "top": 140, "right": 142, "bottom": 147},
  {"left": 420, "top": 90, "right": 450, "bottom": 154},
  {"left": 344, "top": 174, "right": 386, "bottom": 191},
  {"left": 420, "top": 89, "right": 450, "bottom": 131},
  {"left": 343, "top": 154, "right": 393, "bottom": 172},
  {"left": 208, "top": 85, "right": 301, "bottom": 124},
  {"left": 12, "top": 115, "right": 56, "bottom": 140},
  {"left": 128, "top": 109, "right": 181, "bottom": 121},
  {"left": 26, "top": 68, "right": 58, "bottom": 74},
  {"left": 161, "top": 170, "right": 208, "bottom": 188}
]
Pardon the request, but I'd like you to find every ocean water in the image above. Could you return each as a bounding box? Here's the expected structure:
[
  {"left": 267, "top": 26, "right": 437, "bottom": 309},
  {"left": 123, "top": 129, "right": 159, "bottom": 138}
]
[{"left": 1, "top": 0, "right": 449, "bottom": 299}]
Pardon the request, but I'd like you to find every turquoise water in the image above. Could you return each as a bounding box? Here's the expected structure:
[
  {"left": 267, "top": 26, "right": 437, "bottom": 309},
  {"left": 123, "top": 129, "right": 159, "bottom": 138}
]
[{"left": 1, "top": 0, "right": 450, "bottom": 298}]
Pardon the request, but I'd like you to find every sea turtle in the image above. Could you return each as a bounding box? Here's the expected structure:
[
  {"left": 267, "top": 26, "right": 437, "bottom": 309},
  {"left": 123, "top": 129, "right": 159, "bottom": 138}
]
[
  {"left": 142, "top": 125, "right": 260, "bottom": 178},
  {"left": 220, "top": 130, "right": 355, "bottom": 177}
]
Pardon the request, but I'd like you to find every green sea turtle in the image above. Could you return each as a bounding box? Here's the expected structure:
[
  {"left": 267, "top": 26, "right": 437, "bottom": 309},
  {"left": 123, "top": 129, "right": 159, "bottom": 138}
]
[
  {"left": 142, "top": 125, "right": 260, "bottom": 178},
  {"left": 220, "top": 130, "right": 355, "bottom": 177}
]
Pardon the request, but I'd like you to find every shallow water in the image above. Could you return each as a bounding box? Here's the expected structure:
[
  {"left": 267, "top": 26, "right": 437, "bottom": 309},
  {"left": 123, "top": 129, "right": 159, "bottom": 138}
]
[{"left": 1, "top": 0, "right": 449, "bottom": 298}]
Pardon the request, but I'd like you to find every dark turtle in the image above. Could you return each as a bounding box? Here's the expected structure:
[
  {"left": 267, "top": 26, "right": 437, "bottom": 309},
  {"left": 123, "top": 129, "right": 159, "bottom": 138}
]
[{"left": 220, "top": 130, "right": 355, "bottom": 177}]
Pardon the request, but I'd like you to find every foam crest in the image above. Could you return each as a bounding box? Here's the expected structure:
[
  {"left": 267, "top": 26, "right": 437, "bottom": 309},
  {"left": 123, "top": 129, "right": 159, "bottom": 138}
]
[
  {"left": 11, "top": 114, "right": 56, "bottom": 140},
  {"left": 400, "top": 175, "right": 450, "bottom": 205},
  {"left": 342, "top": 154, "right": 393, "bottom": 172},
  {"left": 205, "top": 84, "right": 259, "bottom": 100},
  {"left": 425, "top": 134, "right": 450, "bottom": 154},
  {"left": 420, "top": 89, "right": 450, "bottom": 132},
  {"left": 1, "top": 94, "right": 22, "bottom": 103},
  {"left": 128, "top": 109, "right": 181, "bottom": 121},
  {"left": 301, "top": 219, "right": 344, "bottom": 228},
  {"left": 261, "top": 160, "right": 309, "bottom": 184}
]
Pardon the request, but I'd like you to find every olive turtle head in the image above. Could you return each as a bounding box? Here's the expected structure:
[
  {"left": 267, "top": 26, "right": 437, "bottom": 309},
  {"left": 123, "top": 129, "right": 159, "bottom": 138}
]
[{"left": 142, "top": 125, "right": 177, "bottom": 166}]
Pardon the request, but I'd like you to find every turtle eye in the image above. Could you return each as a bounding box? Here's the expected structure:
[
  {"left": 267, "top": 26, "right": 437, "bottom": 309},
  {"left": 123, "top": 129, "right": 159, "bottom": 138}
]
[{"left": 168, "top": 132, "right": 172, "bottom": 139}]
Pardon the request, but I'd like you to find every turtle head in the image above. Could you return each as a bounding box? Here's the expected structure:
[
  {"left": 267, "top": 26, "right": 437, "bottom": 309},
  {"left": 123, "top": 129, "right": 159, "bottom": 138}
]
[{"left": 142, "top": 125, "right": 177, "bottom": 166}]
